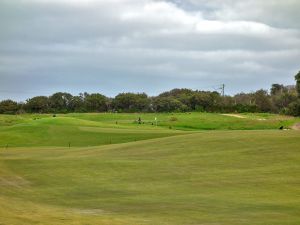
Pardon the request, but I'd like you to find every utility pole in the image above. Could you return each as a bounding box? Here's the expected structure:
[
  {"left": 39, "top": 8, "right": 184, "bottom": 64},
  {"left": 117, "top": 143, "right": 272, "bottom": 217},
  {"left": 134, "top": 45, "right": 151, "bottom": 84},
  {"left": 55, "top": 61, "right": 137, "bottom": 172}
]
[
  {"left": 222, "top": 84, "right": 225, "bottom": 97},
  {"left": 218, "top": 84, "right": 225, "bottom": 97}
]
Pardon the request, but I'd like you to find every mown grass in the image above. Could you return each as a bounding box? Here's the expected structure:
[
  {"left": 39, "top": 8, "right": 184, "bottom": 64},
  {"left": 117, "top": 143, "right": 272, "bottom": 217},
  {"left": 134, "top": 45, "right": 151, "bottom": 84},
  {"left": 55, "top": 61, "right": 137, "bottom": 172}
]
[
  {"left": 0, "top": 112, "right": 299, "bottom": 148},
  {"left": 62, "top": 112, "right": 300, "bottom": 130},
  {"left": 0, "top": 116, "right": 183, "bottom": 148},
  {"left": 0, "top": 130, "right": 300, "bottom": 225},
  {"left": 0, "top": 113, "right": 299, "bottom": 224}
]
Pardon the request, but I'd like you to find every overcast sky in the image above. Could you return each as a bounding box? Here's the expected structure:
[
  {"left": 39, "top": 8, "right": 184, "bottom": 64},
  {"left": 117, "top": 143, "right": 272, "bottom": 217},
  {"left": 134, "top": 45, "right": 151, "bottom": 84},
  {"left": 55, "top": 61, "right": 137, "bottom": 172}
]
[{"left": 0, "top": 0, "right": 299, "bottom": 101}]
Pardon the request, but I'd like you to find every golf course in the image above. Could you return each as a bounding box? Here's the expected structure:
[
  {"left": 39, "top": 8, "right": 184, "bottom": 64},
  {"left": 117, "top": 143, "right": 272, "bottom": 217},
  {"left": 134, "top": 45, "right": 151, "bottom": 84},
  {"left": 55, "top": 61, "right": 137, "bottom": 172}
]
[
  {"left": 2, "top": 0, "right": 300, "bottom": 223},
  {"left": 1, "top": 112, "right": 300, "bottom": 225}
]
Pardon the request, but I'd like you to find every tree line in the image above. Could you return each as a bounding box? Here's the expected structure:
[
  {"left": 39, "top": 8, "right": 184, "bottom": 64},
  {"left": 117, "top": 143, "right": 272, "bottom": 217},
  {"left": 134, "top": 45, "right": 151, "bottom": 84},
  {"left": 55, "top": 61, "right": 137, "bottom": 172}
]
[{"left": 1, "top": 71, "right": 300, "bottom": 116}]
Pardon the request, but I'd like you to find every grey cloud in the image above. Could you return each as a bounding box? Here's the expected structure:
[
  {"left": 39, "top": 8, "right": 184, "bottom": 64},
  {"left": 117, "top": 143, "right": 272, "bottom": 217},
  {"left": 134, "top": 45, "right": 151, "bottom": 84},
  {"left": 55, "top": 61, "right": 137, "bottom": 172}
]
[
  {"left": 171, "top": 0, "right": 300, "bottom": 29},
  {"left": 0, "top": 0, "right": 299, "bottom": 101}
]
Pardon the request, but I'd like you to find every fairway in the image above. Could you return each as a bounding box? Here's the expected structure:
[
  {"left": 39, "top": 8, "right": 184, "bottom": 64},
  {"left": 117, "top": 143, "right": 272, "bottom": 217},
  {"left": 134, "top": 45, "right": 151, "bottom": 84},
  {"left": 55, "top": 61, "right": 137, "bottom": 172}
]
[
  {"left": 0, "top": 113, "right": 300, "bottom": 225},
  {"left": 0, "top": 114, "right": 185, "bottom": 148},
  {"left": 0, "top": 113, "right": 299, "bottom": 148}
]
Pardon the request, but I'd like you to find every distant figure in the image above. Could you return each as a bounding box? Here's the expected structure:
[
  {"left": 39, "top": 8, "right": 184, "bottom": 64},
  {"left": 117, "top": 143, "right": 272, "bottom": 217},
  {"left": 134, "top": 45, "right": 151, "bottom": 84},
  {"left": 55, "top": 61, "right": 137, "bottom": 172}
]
[
  {"left": 138, "top": 117, "right": 142, "bottom": 124},
  {"left": 279, "top": 126, "right": 284, "bottom": 130}
]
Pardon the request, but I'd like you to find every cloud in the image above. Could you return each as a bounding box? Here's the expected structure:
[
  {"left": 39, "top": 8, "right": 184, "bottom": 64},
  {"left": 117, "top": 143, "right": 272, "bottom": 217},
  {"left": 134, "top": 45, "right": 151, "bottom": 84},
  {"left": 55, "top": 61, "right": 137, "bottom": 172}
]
[
  {"left": 0, "top": 0, "right": 299, "bottom": 100},
  {"left": 172, "top": 0, "right": 300, "bottom": 29}
]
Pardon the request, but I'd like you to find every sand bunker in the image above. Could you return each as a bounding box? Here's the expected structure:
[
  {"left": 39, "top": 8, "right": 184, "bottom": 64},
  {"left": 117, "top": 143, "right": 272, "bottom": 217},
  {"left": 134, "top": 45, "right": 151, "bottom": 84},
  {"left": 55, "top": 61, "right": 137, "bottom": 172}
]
[{"left": 221, "top": 114, "right": 246, "bottom": 119}]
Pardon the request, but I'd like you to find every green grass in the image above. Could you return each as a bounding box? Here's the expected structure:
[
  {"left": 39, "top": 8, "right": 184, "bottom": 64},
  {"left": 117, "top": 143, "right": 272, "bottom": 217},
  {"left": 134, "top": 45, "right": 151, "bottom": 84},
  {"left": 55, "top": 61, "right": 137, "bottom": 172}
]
[
  {"left": 62, "top": 112, "right": 300, "bottom": 130},
  {"left": 0, "top": 112, "right": 299, "bottom": 224},
  {"left": 0, "top": 112, "right": 299, "bottom": 148},
  {"left": 1, "top": 130, "right": 300, "bottom": 224},
  {"left": 0, "top": 115, "right": 184, "bottom": 148}
]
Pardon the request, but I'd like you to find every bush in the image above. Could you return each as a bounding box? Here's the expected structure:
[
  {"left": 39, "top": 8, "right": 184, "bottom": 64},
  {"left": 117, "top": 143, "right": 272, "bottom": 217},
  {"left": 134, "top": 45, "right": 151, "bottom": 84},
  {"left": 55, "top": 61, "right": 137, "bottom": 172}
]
[
  {"left": 287, "top": 100, "right": 300, "bottom": 116},
  {"left": 0, "top": 100, "right": 18, "bottom": 114}
]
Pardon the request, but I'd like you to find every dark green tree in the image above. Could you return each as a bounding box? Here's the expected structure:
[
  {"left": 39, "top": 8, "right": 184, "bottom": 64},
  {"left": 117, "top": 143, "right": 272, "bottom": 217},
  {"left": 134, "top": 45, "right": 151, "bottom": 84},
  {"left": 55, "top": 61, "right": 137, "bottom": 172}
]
[
  {"left": 49, "top": 92, "right": 73, "bottom": 113},
  {"left": 271, "top": 84, "right": 284, "bottom": 96},
  {"left": 295, "top": 71, "right": 300, "bottom": 97},
  {"left": 0, "top": 100, "right": 18, "bottom": 114},
  {"left": 270, "top": 85, "right": 297, "bottom": 113},
  {"left": 190, "top": 91, "right": 221, "bottom": 112},
  {"left": 153, "top": 97, "right": 186, "bottom": 112},
  {"left": 158, "top": 88, "right": 193, "bottom": 110},
  {"left": 84, "top": 93, "right": 108, "bottom": 112},
  {"left": 113, "top": 93, "right": 149, "bottom": 112},
  {"left": 253, "top": 90, "right": 272, "bottom": 112},
  {"left": 287, "top": 100, "right": 300, "bottom": 116},
  {"left": 69, "top": 95, "right": 85, "bottom": 112},
  {"left": 25, "top": 96, "right": 49, "bottom": 113}
]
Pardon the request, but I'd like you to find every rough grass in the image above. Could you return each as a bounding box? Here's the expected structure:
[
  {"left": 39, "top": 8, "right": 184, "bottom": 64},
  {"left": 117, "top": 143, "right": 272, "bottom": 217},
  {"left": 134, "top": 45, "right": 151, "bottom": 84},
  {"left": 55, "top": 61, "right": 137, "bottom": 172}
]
[{"left": 1, "top": 130, "right": 300, "bottom": 225}]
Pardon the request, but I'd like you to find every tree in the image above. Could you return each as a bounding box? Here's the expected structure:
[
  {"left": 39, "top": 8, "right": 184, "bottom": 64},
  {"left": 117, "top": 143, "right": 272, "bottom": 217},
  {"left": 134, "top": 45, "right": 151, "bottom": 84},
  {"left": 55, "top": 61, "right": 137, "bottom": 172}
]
[
  {"left": 49, "top": 92, "right": 73, "bottom": 113},
  {"left": 190, "top": 91, "right": 221, "bottom": 112},
  {"left": 295, "top": 71, "right": 300, "bottom": 97},
  {"left": 158, "top": 88, "right": 194, "bottom": 98},
  {"left": 84, "top": 93, "right": 108, "bottom": 112},
  {"left": 3, "top": 73, "right": 300, "bottom": 115},
  {"left": 158, "top": 88, "right": 193, "bottom": 110},
  {"left": 252, "top": 89, "right": 272, "bottom": 112},
  {"left": 0, "top": 100, "right": 18, "bottom": 114},
  {"left": 287, "top": 100, "right": 300, "bottom": 116},
  {"left": 219, "top": 96, "right": 235, "bottom": 113},
  {"left": 25, "top": 96, "right": 49, "bottom": 113},
  {"left": 232, "top": 93, "right": 256, "bottom": 112},
  {"left": 271, "top": 84, "right": 284, "bottom": 96},
  {"left": 69, "top": 95, "right": 85, "bottom": 112},
  {"left": 153, "top": 96, "right": 186, "bottom": 112},
  {"left": 270, "top": 85, "right": 297, "bottom": 113},
  {"left": 113, "top": 93, "right": 150, "bottom": 112}
]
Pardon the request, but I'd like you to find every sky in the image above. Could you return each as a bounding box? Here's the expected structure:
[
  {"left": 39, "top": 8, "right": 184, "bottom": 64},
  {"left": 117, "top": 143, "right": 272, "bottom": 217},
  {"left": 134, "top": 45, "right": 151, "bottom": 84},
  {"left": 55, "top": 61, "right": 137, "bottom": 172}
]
[{"left": 0, "top": 0, "right": 300, "bottom": 101}]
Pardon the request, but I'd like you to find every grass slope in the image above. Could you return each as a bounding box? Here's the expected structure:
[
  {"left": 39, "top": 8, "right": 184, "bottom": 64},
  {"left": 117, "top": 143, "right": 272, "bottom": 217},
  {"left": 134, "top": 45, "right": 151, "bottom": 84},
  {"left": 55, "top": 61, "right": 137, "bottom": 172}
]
[
  {"left": 1, "top": 130, "right": 300, "bottom": 225},
  {"left": 63, "top": 112, "right": 300, "bottom": 130},
  {"left": 0, "top": 112, "right": 299, "bottom": 148},
  {"left": 0, "top": 116, "right": 183, "bottom": 148}
]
